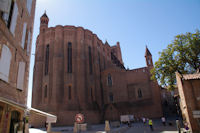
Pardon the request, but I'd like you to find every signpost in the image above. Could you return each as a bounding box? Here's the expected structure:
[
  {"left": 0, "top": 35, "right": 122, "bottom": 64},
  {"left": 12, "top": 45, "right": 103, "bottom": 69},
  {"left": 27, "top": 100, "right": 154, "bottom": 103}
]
[
  {"left": 75, "top": 113, "right": 84, "bottom": 124},
  {"left": 74, "top": 113, "right": 85, "bottom": 132}
]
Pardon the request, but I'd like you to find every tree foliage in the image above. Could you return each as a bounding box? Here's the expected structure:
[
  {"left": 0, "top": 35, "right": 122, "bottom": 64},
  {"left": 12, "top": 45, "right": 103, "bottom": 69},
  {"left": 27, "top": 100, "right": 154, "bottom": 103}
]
[{"left": 151, "top": 30, "right": 200, "bottom": 90}]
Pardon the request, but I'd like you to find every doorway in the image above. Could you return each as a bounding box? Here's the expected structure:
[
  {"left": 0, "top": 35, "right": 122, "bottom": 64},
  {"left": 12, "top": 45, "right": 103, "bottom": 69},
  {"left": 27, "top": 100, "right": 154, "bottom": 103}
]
[
  {"left": 0, "top": 106, "right": 3, "bottom": 125},
  {"left": 9, "top": 111, "right": 20, "bottom": 133}
]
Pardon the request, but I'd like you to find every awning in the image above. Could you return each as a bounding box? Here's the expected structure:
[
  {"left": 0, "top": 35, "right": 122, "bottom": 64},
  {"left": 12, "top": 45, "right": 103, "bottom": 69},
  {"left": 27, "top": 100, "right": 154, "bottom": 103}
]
[
  {"left": 29, "top": 108, "right": 57, "bottom": 123},
  {"left": 0, "top": 96, "right": 26, "bottom": 110},
  {"left": 0, "top": 97, "right": 57, "bottom": 123}
]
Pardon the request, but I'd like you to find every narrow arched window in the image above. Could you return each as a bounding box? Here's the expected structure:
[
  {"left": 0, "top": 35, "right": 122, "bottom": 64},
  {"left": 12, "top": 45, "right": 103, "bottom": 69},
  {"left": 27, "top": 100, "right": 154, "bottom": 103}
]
[
  {"left": 138, "top": 89, "right": 142, "bottom": 98},
  {"left": 68, "top": 42, "right": 72, "bottom": 73},
  {"left": 107, "top": 74, "right": 112, "bottom": 87},
  {"left": 68, "top": 86, "right": 71, "bottom": 100},
  {"left": 44, "top": 85, "right": 47, "bottom": 98},
  {"left": 109, "top": 92, "right": 113, "bottom": 102},
  {"left": 0, "top": 44, "right": 12, "bottom": 82},
  {"left": 44, "top": 44, "right": 49, "bottom": 75},
  {"left": 88, "top": 46, "right": 92, "bottom": 74},
  {"left": 91, "top": 88, "right": 93, "bottom": 101},
  {"left": 148, "top": 59, "right": 151, "bottom": 65}
]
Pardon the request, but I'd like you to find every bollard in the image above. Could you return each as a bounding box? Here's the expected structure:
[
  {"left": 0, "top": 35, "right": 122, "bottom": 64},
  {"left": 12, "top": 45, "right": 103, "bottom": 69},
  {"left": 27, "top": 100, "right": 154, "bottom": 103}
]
[
  {"left": 73, "top": 122, "right": 78, "bottom": 133},
  {"left": 105, "top": 120, "right": 110, "bottom": 133},
  {"left": 47, "top": 122, "right": 52, "bottom": 133},
  {"left": 25, "top": 123, "right": 29, "bottom": 133}
]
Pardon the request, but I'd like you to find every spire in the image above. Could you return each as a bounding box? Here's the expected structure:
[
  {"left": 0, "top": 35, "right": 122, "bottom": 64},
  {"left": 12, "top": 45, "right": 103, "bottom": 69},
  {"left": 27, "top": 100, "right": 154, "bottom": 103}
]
[
  {"left": 105, "top": 40, "right": 109, "bottom": 45},
  {"left": 40, "top": 11, "right": 49, "bottom": 32},
  {"left": 41, "top": 10, "right": 48, "bottom": 18},
  {"left": 145, "top": 45, "right": 152, "bottom": 57},
  {"left": 145, "top": 45, "right": 153, "bottom": 67}
]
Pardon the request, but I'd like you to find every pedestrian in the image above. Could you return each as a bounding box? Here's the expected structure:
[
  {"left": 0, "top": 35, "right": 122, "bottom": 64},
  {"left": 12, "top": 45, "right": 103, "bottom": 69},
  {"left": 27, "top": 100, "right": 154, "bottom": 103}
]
[
  {"left": 127, "top": 120, "right": 131, "bottom": 127},
  {"left": 161, "top": 116, "right": 166, "bottom": 126},
  {"left": 44, "top": 122, "right": 47, "bottom": 130},
  {"left": 176, "top": 120, "right": 181, "bottom": 133},
  {"left": 184, "top": 122, "right": 189, "bottom": 131},
  {"left": 148, "top": 119, "right": 154, "bottom": 131},
  {"left": 142, "top": 117, "right": 146, "bottom": 125}
]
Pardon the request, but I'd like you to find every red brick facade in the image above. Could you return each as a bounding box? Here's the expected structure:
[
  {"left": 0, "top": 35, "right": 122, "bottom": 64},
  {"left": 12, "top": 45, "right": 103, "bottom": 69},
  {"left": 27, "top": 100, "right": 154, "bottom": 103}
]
[
  {"left": 32, "top": 13, "right": 162, "bottom": 126},
  {"left": 176, "top": 72, "right": 200, "bottom": 133},
  {"left": 0, "top": 0, "right": 36, "bottom": 132}
]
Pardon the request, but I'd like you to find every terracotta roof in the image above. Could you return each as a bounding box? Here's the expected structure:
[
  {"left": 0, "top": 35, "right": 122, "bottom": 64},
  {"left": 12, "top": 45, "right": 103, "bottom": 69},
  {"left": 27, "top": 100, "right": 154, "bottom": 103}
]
[{"left": 182, "top": 73, "right": 200, "bottom": 80}]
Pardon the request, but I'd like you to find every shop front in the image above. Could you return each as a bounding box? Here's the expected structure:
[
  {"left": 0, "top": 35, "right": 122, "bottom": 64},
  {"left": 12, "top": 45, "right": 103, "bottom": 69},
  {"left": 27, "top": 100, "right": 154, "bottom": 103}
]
[{"left": 0, "top": 97, "right": 28, "bottom": 133}]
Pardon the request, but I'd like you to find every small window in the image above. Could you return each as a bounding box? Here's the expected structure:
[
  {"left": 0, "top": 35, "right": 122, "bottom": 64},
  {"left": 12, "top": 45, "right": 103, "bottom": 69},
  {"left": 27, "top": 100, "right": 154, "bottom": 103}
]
[
  {"left": 109, "top": 92, "right": 113, "bottom": 102},
  {"left": 68, "top": 86, "right": 71, "bottom": 100},
  {"left": 148, "top": 59, "right": 151, "bottom": 65},
  {"left": 17, "top": 62, "right": 26, "bottom": 90},
  {"left": 26, "top": 31, "right": 31, "bottom": 55},
  {"left": 0, "top": 44, "right": 12, "bottom": 82},
  {"left": 26, "top": 0, "right": 32, "bottom": 14},
  {"left": 138, "top": 89, "right": 142, "bottom": 98},
  {"left": 21, "top": 22, "right": 27, "bottom": 48},
  {"left": 1, "top": 1, "right": 18, "bottom": 35},
  {"left": 44, "top": 85, "right": 47, "bottom": 98},
  {"left": 2, "top": 0, "right": 14, "bottom": 28},
  {"left": 107, "top": 74, "right": 112, "bottom": 87}
]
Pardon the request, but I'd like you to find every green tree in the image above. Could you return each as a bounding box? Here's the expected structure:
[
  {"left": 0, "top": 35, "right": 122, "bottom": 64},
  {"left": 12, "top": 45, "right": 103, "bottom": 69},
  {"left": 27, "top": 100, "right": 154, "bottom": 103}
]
[{"left": 151, "top": 30, "right": 200, "bottom": 90}]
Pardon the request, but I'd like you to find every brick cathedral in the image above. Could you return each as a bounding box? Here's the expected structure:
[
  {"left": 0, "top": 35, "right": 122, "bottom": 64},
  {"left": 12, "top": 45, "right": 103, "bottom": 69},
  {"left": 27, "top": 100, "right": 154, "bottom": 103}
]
[{"left": 32, "top": 13, "right": 162, "bottom": 126}]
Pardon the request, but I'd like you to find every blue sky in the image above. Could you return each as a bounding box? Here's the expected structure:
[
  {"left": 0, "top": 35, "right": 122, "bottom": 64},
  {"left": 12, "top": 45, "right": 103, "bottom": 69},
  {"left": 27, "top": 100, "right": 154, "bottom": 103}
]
[{"left": 27, "top": 0, "right": 200, "bottom": 106}]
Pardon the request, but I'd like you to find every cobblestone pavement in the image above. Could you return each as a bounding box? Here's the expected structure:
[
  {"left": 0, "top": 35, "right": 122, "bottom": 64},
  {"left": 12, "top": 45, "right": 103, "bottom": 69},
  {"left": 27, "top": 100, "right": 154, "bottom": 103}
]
[
  {"left": 125, "top": 120, "right": 178, "bottom": 133},
  {"left": 30, "top": 119, "right": 180, "bottom": 133}
]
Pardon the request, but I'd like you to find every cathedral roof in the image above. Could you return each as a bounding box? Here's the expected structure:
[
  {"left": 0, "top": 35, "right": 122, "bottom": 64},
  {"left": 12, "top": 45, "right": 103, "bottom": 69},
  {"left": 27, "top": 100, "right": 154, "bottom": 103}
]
[{"left": 145, "top": 46, "right": 152, "bottom": 57}]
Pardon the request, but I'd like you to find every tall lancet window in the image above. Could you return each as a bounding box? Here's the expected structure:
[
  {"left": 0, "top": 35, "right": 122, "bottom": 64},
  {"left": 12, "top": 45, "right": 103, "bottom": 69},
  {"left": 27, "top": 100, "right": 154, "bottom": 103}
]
[
  {"left": 68, "top": 86, "right": 71, "bottom": 100},
  {"left": 109, "top": 92, "right": 113, "bottom": 102},
  {"left": 107, "top": 74, "right": 112, "bottom": 87},
  {"left": 45, "top": 44, "right": 49, "bottom": 75},
  {"left": 88, "top": 46, "right": 93, "bottom": 74},
  {"left": 44, "top": 85, "right": 47, "bottom": 98},
  {"left": 138, "top": 89, "right": 142, "bottom": 98},
  {"left": 68, "top": 42, "right": 72, "bottom": 73}
]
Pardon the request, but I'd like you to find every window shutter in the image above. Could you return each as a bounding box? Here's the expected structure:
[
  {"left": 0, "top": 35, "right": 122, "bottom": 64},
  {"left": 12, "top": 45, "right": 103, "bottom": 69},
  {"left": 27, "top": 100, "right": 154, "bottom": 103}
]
[
  {"left": 26, "top": 31, "right": 31, "bottom": 55},
  {"left": 21, "top": 23, "right": 27, "bottom": 49},
  {"left": 26, "top": 0, "right": 32, "bottom": 14},
  {"left": 0, "top": 45, "right": 11, "bottom": 82},
  {"left": 10, "top": 2, "right": 18, "bottom": 35},
  {"left": 0, "top": 0, "right": 11, "bottom": 13},
  {"left": 17, "top": 62, "right": 25, "bottom": 90}
]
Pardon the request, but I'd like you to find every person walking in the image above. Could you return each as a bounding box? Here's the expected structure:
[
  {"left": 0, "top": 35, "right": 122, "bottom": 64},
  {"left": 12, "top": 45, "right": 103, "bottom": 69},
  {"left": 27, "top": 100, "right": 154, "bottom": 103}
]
[
  {"left": 148, "top": 119, "right": 154, "bottom": 131},
  {"left": 142, "top": 117, "right": 146, "bottom": 125},
  {"left": 176, "top": 120, "right": 181, "bottom": 133},
  {"left": 161, "top": 116, "right": 166, "bottom": 126}
]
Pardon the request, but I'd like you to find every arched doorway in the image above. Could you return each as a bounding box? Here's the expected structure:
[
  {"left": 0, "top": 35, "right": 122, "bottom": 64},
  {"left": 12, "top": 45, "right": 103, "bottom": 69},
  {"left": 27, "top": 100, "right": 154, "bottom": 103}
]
[
  {"left": 9, "top": 111, "right": 20, "bottom": 133},
  {"left": 0, "top": 106, "right": 3, "bottom": 125}
]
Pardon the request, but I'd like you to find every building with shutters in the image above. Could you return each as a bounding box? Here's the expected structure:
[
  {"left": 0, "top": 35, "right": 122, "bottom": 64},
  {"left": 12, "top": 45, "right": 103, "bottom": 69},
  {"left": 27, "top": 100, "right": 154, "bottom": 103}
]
[
  {"left": 0, "top": 0, "right": 36, "bottom": 132},
  {"left": 176, "top": 72, "right": 200, "bottom": 133},
  {"left": 31, "top": 13, "right": 162, "bottom": 126}
]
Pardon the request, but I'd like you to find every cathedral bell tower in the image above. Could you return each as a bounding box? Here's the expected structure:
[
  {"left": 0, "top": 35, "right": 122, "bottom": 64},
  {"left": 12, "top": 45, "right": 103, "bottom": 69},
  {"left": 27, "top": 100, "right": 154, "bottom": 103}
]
[
  {"left": 145, "top": 46, "right": 153, "bottom": 68},
  {"left": 40, "top": 11, "right": 49, "bottom": 33}
]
